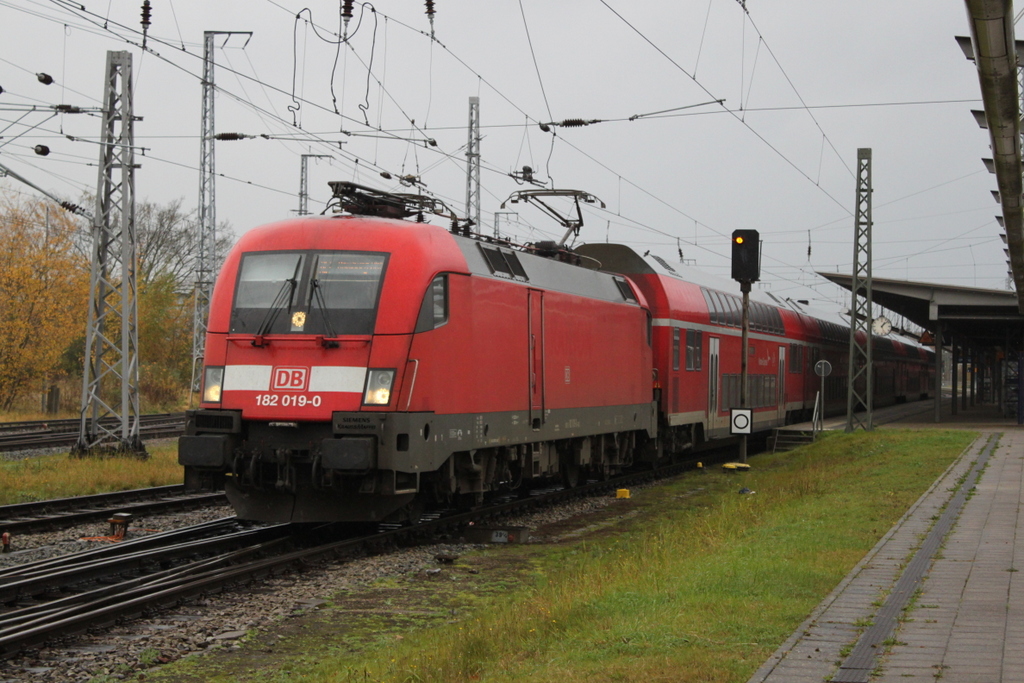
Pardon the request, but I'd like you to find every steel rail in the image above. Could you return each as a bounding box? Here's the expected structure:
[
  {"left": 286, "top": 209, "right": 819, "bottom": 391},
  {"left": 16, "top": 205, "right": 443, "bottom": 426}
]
[
  {"left": 0, "top": 414, "right": 185, "bottom": 453},
  {"left": 0, "top": 454, "right": 713, "bottom": 658},
  {"left": 0, "top": 521, "right": 291, "bottom": 617},
  {"left": 0, "top": 486, "right": 227, "bottom": 535}
]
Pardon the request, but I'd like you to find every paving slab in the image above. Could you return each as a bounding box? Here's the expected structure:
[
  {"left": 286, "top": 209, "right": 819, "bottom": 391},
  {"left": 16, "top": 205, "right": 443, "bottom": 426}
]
[{"left": 748, "top": 428, "right": 1003, "bottom": 683}]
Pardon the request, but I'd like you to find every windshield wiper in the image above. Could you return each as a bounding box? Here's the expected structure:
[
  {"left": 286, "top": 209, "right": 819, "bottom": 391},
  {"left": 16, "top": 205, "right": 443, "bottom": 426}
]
[
  {"left": 306, "top": 255, "right": 340, "bottom": 347},
  {"left": 252, "top": 260, "right": 302, "bottom": 345},
  {"left": 309, "top": 277, "right": 339, "bottom": 342}
]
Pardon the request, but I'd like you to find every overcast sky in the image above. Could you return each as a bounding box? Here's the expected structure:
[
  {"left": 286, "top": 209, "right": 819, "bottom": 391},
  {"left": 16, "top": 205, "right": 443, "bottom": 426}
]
[{"left": 0, "top": 0, "right": 1002, "bottom": 315}]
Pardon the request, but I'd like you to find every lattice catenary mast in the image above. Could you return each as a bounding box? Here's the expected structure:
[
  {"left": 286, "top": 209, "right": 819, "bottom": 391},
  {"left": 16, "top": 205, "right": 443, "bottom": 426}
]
[
  {"left": 299, "top": 154, "right": 331, "bottom": 216},
  {"left": 75, "top": 50, "right": 143, "bottom": 455},
  {"left": 189, "top": 31, "right": 218, "bottom": 403},
  {"left": 465, "top": 96, "right": 481, "bottom": 231},
  {"left": 845, "top": 148, "right": 874, "bottom": 432},
  {"left": 190, "top": 31, "right": 250, "bottom": 403}
]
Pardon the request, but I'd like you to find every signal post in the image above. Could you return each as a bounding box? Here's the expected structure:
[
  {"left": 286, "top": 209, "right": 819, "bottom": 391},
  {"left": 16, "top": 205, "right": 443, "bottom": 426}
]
[{"left": 731, "top": 230, "right": 760, "bottom": 463}]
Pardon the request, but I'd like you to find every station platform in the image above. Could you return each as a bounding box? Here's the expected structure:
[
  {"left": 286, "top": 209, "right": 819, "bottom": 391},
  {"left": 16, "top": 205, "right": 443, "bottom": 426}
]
[{"left": 748, "top": 404, "right": 1024, "bottom": 682}]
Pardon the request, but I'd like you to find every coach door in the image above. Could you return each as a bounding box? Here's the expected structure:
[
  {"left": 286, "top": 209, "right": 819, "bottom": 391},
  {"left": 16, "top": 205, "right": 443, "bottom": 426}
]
[
  {"left": 777, "top": 346, "right": 786, "bottom": 425},
  {"left": 528, "top": 289, "right": 545, "bottom": 428},
  {"left": 707, "top": 337, "right": 720, "bottom": 434}
]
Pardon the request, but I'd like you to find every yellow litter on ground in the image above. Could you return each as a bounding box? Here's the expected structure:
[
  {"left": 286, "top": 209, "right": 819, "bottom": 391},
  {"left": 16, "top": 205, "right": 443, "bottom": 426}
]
[
  {"left": 722, "top": 462, "right": 751, "bottom": 472},
  {"left": 616, "top": 489, "right": 631, "bottom": 499}
]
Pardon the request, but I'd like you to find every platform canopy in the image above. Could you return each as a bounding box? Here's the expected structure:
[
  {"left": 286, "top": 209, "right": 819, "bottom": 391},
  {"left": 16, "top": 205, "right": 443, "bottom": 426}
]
[
  {"left": 961, "top": 0, "right": 1024, "bottom": 311},
  {"left": 817, "top": 272, "right": 1024, "bottom": 348}
]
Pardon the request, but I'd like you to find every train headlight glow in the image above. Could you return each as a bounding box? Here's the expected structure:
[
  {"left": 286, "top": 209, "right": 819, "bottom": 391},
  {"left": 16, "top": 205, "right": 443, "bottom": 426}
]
[
  {"left": 363, "top": 369, "right": 395, "bottom": 406},
  {"left": 203, "top": 366, "right": 225, "bottom": 404}
]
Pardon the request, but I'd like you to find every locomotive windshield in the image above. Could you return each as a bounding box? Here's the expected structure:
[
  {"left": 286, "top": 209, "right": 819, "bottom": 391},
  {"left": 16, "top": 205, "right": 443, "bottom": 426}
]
[{"left": 230, "top": 250, "right": 388, "bottom": 336}]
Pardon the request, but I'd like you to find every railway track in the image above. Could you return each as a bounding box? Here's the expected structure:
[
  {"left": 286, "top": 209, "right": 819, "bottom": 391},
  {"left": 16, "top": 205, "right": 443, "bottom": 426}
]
[
  {"left": 0, "top": 413, "right": 186, "bottom": 453},
  {"left": 0, "top": 485, "right": 227, "bottom": 535},
  {"left": 0, "top": 455, "right": 710, "bottom": 659}
]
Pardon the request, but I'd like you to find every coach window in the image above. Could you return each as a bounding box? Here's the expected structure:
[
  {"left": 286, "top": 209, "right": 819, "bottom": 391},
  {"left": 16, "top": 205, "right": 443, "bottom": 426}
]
[
  {"left": 750, "top": 303, "right": 763, "bottom": 332},
  {"left": 790, "top": 344, "right": 802, "bottom": 373},
  {"left": 415, "top": 275, "right": 449, "bottom": 332},
  {"left": 673, "top": 328, "right": 681, "bottom": 371},
  {"left": 727, "top": 295, "right": 742, "bottom": 327},
  {"left": 702, "top": 289, "right": 719, "bottom": 324},
  {"left": 686, "top": 329, "right": 702, "bottom": 371}
]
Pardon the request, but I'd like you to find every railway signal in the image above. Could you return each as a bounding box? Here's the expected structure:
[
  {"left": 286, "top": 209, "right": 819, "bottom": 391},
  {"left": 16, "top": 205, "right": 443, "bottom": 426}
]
[
  {"left": 731, "top": 229, "right": 761, "bottom": 283},
  {"left": 731, "top": 229, "right": 760, "bottom": 463}
]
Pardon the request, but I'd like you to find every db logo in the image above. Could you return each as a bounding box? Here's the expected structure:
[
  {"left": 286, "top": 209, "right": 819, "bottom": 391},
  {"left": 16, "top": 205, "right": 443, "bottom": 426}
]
[{"left": 272, "top": 367, "right": 309, "bottom": 391}]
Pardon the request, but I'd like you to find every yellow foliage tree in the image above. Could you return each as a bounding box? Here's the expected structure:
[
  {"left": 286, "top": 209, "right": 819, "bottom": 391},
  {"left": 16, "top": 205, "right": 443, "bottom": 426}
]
[{"left": 0, "top": 190, "right": 89, "bottom": 410}]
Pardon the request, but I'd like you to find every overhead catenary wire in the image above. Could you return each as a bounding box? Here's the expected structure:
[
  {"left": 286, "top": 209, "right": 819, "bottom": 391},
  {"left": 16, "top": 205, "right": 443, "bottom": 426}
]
[
  {"left": 596, "top": 0, "right": 852, "bottom": 213},
  {"left": 6, "top": 0, "right": 991, "bottom": 303}
]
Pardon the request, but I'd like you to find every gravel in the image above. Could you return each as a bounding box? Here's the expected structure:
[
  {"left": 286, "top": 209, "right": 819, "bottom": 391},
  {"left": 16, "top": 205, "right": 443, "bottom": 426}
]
[
  {"left": 0, "top": 484, "right": 653, "bottom": 682},
  {"left": 0, "top": 506, "right": 238, "bottom": 568}
]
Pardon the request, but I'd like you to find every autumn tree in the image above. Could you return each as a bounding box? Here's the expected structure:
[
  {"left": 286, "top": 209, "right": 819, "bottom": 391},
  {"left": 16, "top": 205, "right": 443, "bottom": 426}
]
[{"left": 0, "top": 190, "right": 89, "bottom": 410}]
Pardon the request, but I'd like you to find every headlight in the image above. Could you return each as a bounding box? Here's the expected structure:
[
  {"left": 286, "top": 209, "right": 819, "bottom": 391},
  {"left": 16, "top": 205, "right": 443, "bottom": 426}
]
[
  {"left": 203, "top": 366, "right": 225, "bottom": 404},
  {"left": 363, "top": 369, "right": 395, "bottom": 406}
]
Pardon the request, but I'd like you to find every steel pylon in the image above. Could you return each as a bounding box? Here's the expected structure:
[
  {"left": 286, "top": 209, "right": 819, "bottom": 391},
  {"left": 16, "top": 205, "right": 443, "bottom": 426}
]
[
  {"left": 846, "top": 148, "right": 874, "bottom": 432},
  {"left": 465, "top": 96, "right": 481, "bottom": 230},
  {"left": 189, "top": 32, "right": 218, "bottom": 404},
  {"left": 75, "top": 50, "right": 144, "bottom": 456}
]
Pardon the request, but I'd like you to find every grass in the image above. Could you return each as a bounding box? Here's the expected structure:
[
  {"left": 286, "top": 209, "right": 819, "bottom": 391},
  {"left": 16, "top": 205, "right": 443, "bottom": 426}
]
[
  {"left": 0, "top": 442, "right": 183, "bottom": 504},
  {"left": 145, "top": 429, "right": 976, "bottom": 683}
]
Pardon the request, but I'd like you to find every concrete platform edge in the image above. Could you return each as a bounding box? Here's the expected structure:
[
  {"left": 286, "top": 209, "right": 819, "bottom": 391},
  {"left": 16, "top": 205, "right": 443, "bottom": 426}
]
[{"left": 745, "top": 432, "right": 988, "bottom": 683}]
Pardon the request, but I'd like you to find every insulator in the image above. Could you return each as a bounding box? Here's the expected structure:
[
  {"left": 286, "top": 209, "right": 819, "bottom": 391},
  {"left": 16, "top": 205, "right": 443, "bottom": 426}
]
[
  {"left": 140, "top": 0, "right": 152, "bottom": 29},
  {"left": 33, "top": 145, "right": 50, "bottom": 156},
  {"left": 380, "top": 171, "right": 393, "bottom": 179},
  {"left": 54, "top": 104, "right": 82, "bottom": 114},
  {"left": 60, "top": 201, "right": 84, "bottom": 215},
  {"left": 539, "top": 123, "right": 551, "bottom": 132},
  {"left": 425, "top": 0, "right": 435, "bottom": 17},
  {"left": 341, "top": 0, "right": 354, "bottom": 38},
  {"left": 0, "top": 86, "right": 4, "bottom": 95},
  {"left": 214, "top": 132, "right": 248, "bottom": 141},
  {"left": 36, "top": 73, "right": 53, "bottom": 85}
]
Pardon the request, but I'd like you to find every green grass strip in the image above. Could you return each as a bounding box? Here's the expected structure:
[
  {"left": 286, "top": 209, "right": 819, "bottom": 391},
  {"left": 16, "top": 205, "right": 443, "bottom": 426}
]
[
  {"left": 156, "top": 429, "right": 977, "bottom": 683},
  {"left": 0, "top": 443, "right": 183, "bottom": 504}
]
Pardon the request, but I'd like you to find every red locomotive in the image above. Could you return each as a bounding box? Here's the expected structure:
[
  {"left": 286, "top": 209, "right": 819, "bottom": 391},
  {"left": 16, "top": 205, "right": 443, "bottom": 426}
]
[{"left": 179, "top": 183, "right": 932, "bottom": 523}]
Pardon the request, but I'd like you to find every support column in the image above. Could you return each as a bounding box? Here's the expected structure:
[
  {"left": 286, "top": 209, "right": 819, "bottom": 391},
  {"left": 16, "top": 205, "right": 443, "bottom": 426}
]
[
  {"left": 934, "top": 322, "right": 943, "bottom": 423},
  {"left": 961, "top": 345, "right": 968, "bottom": 410},
  {"left": 951, "top": 340, "right": 958, "bottom": 416},
  {"left": 970, "top": 353, "right": 976, "bottom": 407}
]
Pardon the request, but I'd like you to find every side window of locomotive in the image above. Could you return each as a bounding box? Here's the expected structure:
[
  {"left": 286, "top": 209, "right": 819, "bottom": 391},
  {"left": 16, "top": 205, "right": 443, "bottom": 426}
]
[
  {"left": 415, "top": 275, "right": 449, "bottom": 332},
  {"left": 231, "top": 252, "right": 306, "bottom": 333},
  {"left": 614, "top": 277, "right": 637, "bottom": 303},
  {"left": 307, "top": 252, "right": 388, "bottom": 335}
]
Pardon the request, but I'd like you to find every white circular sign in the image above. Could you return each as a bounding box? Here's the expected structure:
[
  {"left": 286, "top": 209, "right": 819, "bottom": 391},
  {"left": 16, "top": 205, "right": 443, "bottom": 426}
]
[{"left": 814, "top": 360, "right": 832, "bottom": 378}]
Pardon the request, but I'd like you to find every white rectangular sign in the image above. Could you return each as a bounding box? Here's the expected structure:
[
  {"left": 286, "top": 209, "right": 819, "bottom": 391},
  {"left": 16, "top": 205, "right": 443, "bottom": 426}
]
[{"left": 730, "top": 408, "right": 753, "bottom": 435}]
